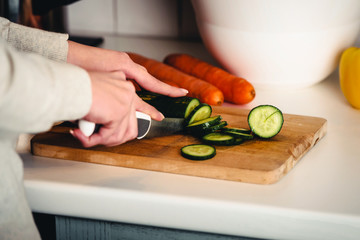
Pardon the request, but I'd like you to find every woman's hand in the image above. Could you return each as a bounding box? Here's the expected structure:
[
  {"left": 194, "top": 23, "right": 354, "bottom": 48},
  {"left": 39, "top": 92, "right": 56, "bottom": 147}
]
[
  {"left": 67, "top": 41, "right": 188, "bottom": 97},
  {"left": 71, "top": 70, "right": 162, "bottom": 148}
]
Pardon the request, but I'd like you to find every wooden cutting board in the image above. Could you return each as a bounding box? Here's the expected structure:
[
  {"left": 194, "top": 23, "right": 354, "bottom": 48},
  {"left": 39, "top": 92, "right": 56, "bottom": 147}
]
[{"left": 31, "top": 106, "right": 327, "bottom": 184}]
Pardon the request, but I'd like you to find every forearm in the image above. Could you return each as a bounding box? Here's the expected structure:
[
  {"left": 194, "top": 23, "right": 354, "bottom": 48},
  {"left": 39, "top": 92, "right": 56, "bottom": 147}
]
[
  {"left": 67, "top": 40, "right": 124, "bottom": 71},
  {"left": 0, "top": 16, "right": 68, "bottom": 62}
]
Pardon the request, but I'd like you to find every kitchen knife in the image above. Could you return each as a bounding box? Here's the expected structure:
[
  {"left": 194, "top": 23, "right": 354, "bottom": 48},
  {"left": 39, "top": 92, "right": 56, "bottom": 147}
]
[{"left": 79, "top": 111, "right": 184, "bottom": 139}]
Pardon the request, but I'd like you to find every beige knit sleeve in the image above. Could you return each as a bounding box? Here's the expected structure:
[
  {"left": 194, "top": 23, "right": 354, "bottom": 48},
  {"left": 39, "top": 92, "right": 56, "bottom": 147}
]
[
  {"left": 0, "top": 38, "right": 92, "bottom": 134},
  {"left": 0, "top": 17, "right": 68, "bottom": 62}
]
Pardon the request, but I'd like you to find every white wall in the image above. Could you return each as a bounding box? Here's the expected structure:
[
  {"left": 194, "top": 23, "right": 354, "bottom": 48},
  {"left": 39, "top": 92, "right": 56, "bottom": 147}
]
[{"left": 65, "top": 0, "right": 199, "bottom": 39}]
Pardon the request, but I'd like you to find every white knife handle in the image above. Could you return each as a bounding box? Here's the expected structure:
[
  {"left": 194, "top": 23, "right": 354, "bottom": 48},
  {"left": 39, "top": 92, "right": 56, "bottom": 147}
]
[
  {"left": 78, "top": 120, "right": 96, "bottom": 137},
  {"left": 79, "top": 111, "right": 151, "bottom": 139}
]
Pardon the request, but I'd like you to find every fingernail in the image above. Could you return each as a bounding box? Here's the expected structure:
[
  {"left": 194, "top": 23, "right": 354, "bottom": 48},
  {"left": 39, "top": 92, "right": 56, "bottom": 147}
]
[
  {"left": 69, "top": 129, "right": 74, "bottom": 136},
  {"left": 159, "top": 112, "right": 165, "bottom": 120},
  {"left": 181, "top": 88, "right": 189, "bottom": 94}
]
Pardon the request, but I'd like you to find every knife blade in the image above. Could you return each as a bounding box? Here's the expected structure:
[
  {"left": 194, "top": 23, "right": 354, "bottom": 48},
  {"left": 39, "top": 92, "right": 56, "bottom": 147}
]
[
  {"left": 79, "top": 111, "right": 184, "bottom": 139},
  {"left": 143, "top": 116, "right": 185, "bottom": 139}
]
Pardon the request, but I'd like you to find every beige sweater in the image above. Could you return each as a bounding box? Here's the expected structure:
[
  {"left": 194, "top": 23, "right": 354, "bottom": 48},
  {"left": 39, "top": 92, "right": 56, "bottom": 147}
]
[{"left": 0, "top": 17, "right": 92, "bottom": 239}]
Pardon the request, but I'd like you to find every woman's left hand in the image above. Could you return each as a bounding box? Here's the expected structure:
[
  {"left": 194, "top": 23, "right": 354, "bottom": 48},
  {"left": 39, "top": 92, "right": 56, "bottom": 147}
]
[{"left": 67, "top": 41, "right": 188, "bottom": 97}]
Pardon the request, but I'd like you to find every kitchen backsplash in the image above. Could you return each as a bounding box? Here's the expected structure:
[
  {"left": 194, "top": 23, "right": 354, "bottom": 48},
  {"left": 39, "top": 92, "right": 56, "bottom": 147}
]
[{"left": 65, "top": 0, "right": 200, "bottom": 40}]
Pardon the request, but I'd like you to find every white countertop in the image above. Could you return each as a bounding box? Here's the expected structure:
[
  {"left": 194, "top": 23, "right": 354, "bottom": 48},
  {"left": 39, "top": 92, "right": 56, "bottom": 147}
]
[{"left": 20, "top": 35, "right": 360, "bottom": 240}]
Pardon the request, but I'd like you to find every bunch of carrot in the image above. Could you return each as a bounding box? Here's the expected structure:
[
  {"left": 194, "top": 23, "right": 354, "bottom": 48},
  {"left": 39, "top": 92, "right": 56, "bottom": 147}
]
[{"left": 128, "top": 52, "right": 255, "bottom": 106}]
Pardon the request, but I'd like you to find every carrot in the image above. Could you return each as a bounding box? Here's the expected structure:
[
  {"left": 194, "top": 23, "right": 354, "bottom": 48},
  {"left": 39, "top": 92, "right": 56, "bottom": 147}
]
[
  {"left": 128, "top": 52, "right": 224, "bottom": 106},
  {"left": 164, "top": 53, "right": 256, "bottom": 105}
]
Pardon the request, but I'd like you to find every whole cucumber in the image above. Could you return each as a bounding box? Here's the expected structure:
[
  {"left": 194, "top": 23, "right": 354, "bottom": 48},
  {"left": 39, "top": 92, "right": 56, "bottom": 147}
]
[{"left": 137, "top": 91, "right": 200, "bottom": 118}]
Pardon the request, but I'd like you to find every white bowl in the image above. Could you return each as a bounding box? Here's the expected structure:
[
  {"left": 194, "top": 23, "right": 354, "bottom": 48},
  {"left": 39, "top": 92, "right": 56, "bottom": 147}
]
[{"left": 191, "top": 0, "right": 360, "bottom": 89}]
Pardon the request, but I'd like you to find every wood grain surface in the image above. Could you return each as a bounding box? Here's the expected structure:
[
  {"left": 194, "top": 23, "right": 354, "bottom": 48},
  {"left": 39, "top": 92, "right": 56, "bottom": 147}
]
[{"left": 31, "top": 106, "right": 327, "bottom": 184}]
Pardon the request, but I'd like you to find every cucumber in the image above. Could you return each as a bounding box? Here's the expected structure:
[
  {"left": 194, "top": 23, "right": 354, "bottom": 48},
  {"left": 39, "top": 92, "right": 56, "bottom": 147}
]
[
  {"left": 185, "top": 103, "right": 212, "bottom": 125},
  {"left": 247, "top": 105, "right": 284, "bottom": 138},
  {"left": 137, "top": 91, "right": 200, "bottom": 118},
  {"left": 202, "top": 132, "right": 236, "bottom": 146},
  {"left": 181, "top": 144, "right": 216, "bottom": 160}
]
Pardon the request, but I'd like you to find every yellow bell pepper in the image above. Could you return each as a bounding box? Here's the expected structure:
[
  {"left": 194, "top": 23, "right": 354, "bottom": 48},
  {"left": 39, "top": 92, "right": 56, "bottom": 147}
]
[{"left": 339, "top": 47, "right": 360, "bottom": 109}]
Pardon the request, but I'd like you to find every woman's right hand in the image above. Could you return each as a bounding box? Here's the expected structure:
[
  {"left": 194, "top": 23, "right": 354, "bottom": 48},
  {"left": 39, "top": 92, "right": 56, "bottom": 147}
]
[{"left": 71, "top": 70, "right": 162, "bottom": 148}]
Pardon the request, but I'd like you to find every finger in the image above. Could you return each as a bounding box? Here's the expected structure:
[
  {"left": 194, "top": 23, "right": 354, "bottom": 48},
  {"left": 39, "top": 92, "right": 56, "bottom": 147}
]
[
  {"left": 124, "top": 63, "right": 188, "bottom": 97},
  {"left": 86, "top": 109, "right": 137, "bottom": 147},
  {"left": 102, "top": 110, "right": 136, "bottom": 146},
  {"left": 73, "top": 121, "right": 121, "bottom": 147},
  {"left": 111, "top": 70, "right": 127, "bottom": 80},
  {"left": 122, "top": 109, "right": 138, "bottom": 141},
  {"left": 134, "top": 96, "right": 164, "bottom": 121},
  {"left": 71, "top": 128, "right": 99, "bottom": 148},
  {"left": 91, "top": 122, "right": 126, "bottom": 146}
]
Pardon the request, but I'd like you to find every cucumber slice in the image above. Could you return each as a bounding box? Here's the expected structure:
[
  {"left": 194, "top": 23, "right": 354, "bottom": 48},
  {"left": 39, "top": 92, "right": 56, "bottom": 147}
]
[
  {"left": 189, "top": 120, "right": 228, "bottom": 137},
  {"left": 186, "top": 115, "right": 222, "bottom": 128},
  {"left": 186, "top": 115, "right": 222, "bottom": 132},
  {"left": 202, "top": 132, "right": 235, "bottom": 146},
  {"left": 221, "top": 129, "right": 254, "bottom": 140},
  {"left": 185, "top": 103, "right": 212, "bottom": 125},
  {"left": 184, "top": 98, "right": 201, "bottom": 118},
  {"left": 247, "top": 105, "right": 284, "bottom": 138},
  {"left": 181, "top": 144, "right": 216, "bottom": 160},
  {"left": 137, "top": 91, "right": 200, "bottom": 118},
  {"left": 233, "top": 137, "right": 244, "bottom": 145},
  {"left": 204, "top": 121, "right": 228, "bottom": 134},
  {"left": 222, "top": 127, "right": 251, "bottom": 134}
]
